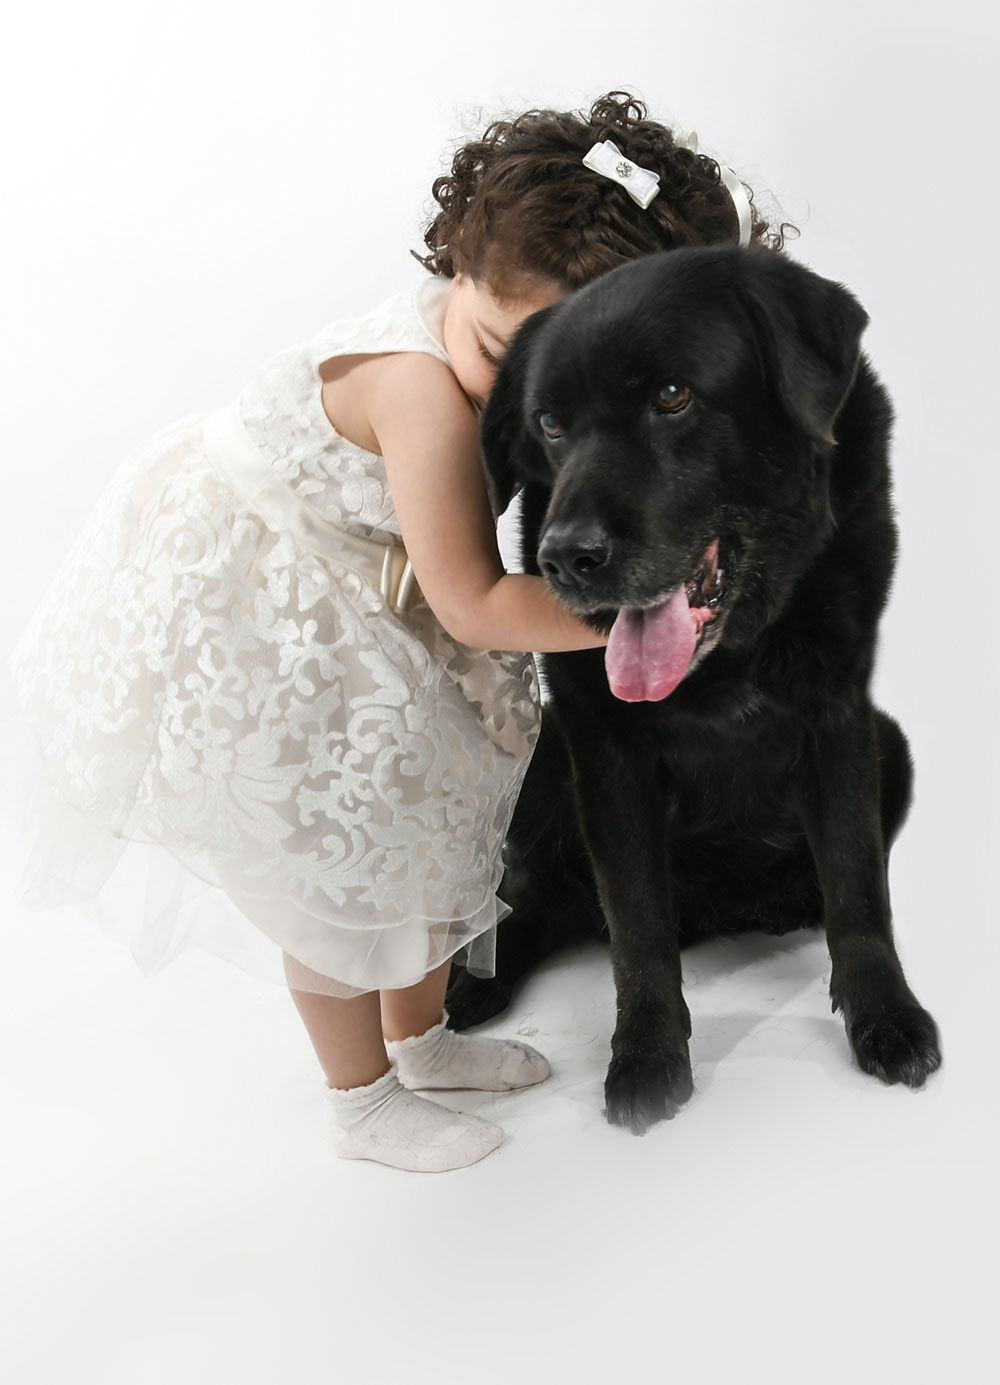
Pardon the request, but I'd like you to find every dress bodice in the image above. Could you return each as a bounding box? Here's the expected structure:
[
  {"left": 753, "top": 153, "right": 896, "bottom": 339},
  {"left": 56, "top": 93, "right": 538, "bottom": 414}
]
[{"left": 238, "top": 277, "right": 453, "bottom": 547}]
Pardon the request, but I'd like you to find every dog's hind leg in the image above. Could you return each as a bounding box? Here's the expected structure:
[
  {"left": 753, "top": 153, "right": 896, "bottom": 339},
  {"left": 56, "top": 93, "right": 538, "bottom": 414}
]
[
  {"left": 445, "top": 872, "right": 601, "bottom": 1030},
  {"left": 446, "top": 712, "right": 604, "bottom": 1031},
  {"left": 875, "top": 708, "right": 913, "bottom": 851}
]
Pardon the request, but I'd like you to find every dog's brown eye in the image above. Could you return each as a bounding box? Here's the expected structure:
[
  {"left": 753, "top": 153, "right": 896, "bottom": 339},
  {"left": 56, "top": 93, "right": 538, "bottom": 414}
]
[
  {"left": 539, "top": 411, "right": 563, "bottom": 439},
  {"left": 654, "top": 384, "right": 692, "bottom": 414}
]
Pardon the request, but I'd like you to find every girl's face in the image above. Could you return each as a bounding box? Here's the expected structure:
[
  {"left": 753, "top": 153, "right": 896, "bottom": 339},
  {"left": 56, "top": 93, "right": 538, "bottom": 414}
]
[{"left": 442, "top": 274, "right": 562, "bottom": 410}]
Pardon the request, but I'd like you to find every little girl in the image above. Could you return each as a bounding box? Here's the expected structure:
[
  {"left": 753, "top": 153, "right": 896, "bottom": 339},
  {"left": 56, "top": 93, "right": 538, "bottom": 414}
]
[{"left": 11, "top": 92, "right": 786, "bottom": 1172}]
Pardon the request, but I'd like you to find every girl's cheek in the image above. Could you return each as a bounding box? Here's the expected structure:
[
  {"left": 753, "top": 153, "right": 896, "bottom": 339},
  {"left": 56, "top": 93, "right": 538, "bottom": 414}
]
[{"left": 465, "top": 359, "right": 494, "bottom": 406}]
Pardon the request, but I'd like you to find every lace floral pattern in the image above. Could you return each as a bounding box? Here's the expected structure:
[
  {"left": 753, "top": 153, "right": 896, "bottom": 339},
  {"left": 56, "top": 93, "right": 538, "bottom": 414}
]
[{"left": 11, "top": 282, "right": 540, "bottom": 996}]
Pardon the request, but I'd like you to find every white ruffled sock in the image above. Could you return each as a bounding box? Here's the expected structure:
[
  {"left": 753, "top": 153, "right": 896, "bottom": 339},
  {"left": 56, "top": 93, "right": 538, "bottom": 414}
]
[
  {"left": 327, "top": 1064, "right": 503, "bottom": 1173},
  {"left": 385, "top": 1010, "right": 551, "bottom": 1091}
]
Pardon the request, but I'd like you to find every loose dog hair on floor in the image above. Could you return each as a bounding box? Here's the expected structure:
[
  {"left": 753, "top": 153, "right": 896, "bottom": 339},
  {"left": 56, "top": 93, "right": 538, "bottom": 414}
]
[{"left": 447, "top": 246, "right": 941, "bottom": 1134}]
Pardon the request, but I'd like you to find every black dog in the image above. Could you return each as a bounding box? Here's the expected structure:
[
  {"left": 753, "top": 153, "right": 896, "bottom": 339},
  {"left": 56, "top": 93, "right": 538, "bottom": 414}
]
[{"left": 447, "top": 246, "right": 941, "bottom": 1134}]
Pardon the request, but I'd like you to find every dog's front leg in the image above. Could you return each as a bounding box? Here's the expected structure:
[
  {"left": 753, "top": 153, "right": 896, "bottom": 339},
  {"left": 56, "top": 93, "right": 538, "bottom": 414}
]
[
  {"left": 803, "top": 706, "right": 941, "bottom": 1087},
  {"left": 569, "top": 736, "right": 693, "bottom": 1134}
]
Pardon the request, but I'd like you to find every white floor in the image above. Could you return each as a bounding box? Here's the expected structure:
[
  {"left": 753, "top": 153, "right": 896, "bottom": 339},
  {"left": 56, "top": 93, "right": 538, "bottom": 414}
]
[{"left": 2, "top": 845, "right": 994, "bottom": 1385}]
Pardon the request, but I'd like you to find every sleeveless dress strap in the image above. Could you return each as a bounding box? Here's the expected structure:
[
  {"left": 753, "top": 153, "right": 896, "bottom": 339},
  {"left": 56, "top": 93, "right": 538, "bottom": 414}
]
[{"left": 304, "top": 277, "right": 453, "bottom": 369}]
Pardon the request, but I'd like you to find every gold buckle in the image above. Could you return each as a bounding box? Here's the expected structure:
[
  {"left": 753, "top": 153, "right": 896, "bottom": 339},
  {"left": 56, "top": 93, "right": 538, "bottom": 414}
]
[{"left": 379, "top": 547, "right": 421, "bottom": 614}]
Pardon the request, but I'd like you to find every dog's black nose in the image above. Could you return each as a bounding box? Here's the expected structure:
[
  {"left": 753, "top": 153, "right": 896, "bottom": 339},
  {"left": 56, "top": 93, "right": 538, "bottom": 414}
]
[{"left": 537, "top": 522, "right": 612, "bottom": 590}]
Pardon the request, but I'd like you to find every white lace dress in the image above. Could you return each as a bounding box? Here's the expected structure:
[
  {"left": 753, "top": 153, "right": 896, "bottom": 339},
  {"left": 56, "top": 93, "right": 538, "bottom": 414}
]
[{"left": 10, "top": 277, "right": 540, "bottom": 996}]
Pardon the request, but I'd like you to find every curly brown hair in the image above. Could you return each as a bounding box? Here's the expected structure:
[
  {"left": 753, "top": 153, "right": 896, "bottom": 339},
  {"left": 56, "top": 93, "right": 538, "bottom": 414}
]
[{"left": 415, "top": 92, "right": 790, "bottom": 298}]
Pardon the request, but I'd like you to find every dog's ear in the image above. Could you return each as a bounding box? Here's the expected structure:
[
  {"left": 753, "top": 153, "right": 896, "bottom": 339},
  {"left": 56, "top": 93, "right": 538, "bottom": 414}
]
[
  {"left": 738, "top": 255, "right": 869, "bottom": 445},
  {"left": 479, "top": 308, "right": 556, "bottom": 515}
]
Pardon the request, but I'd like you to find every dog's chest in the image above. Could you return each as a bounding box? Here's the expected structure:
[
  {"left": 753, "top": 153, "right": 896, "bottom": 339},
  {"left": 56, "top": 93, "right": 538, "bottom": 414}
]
[{"left": 653, "top": 699, "right": 807, "bottom": 839}]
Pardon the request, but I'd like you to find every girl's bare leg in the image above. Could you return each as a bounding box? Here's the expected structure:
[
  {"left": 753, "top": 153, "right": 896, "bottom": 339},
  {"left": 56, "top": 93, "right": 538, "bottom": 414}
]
[
  {"left": 380, "top": 960, "right": 451, "bottom": 1042},
  {"left": 283, "top": 954, "right": 388, "bottom": 1089},
  {"left": 283, "top": 953, "right": 504, "bottom": 1172}
]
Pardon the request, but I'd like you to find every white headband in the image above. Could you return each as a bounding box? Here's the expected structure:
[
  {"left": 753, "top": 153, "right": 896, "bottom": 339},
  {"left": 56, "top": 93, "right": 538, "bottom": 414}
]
[
  {"left": 677, "top": 130, "right": 753, "bottom": 248},
  {"left": 582, "top": 133, "right": 753, "bottom": 247}
]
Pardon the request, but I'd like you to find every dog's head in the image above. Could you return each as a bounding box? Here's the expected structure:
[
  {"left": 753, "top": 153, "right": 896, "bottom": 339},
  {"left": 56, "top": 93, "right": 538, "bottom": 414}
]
[{"left": 480, "top": 246, "right": 870, "bottom": 701}]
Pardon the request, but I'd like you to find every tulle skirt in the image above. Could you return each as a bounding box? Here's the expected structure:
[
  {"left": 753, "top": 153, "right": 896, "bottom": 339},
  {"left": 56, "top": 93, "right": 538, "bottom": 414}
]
[{"left": 9, "top": 411, "right": 540, "bottom": 996}]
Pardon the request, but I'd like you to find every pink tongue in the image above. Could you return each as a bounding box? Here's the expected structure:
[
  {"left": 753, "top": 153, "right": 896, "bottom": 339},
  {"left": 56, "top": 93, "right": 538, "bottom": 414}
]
[{"left": 605, "top": 585, "right": 698, "bottom": 702}]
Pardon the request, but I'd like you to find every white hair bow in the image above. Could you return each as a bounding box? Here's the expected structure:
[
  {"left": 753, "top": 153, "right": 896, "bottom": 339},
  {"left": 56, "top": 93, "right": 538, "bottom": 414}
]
[{"left": 582, "top": 140, "right": 660, "bottom": 209}]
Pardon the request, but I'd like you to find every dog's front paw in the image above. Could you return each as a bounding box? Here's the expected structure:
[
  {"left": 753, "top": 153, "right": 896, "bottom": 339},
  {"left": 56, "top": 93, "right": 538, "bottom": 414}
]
[
  {"left": 845, "top": 1004, "right": 942, "bottom": 1089},
  {"left": 604, "top": 1048, "right": 694, "bottom": 1135},
  {"left": 445, "top": 970, "right": 513, "bottom": 1031}
]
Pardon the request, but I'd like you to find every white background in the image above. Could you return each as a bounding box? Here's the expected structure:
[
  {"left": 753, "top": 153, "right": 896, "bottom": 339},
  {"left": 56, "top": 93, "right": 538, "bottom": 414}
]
[{"left": 1, "top": 2, "right": 997, "bottom": 1382}]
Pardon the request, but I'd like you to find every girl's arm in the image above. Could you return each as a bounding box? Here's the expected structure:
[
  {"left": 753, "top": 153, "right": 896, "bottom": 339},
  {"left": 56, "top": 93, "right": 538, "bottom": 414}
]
[{"left": 330, "top": 351, "right": 607, "bottom": 654}]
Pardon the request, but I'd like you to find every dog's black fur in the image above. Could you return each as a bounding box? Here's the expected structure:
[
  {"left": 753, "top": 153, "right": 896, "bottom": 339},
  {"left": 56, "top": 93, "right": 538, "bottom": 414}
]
[{"left": 447, "top": 246, "right": 941, "bottom": 1133}]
